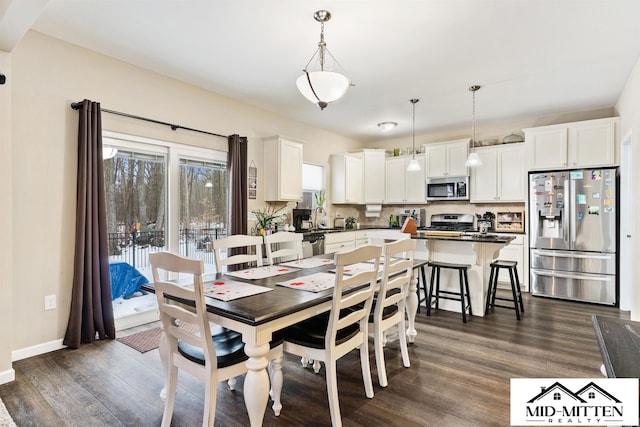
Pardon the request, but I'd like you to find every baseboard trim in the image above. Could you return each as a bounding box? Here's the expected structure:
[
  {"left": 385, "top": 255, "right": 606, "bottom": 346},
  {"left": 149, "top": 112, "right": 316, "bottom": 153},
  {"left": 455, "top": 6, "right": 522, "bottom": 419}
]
[
  {"left": 0, "top": 368, "right": 15, "bottom": 385},
  {"left": 12, "top": 339, "right": 66, "bottom": 362}
]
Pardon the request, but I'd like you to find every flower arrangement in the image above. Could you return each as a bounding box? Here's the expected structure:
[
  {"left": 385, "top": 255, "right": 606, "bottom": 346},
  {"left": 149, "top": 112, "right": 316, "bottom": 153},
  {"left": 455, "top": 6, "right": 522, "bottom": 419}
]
[
  {"left": 252, "top": 205, "right": 286, "bottom": 234},
  {"left": 345, "top": 216, "right": 357, "bottom": 229},
  {"left": 314, "top": 190, "right": 326, "bottom": 208}
]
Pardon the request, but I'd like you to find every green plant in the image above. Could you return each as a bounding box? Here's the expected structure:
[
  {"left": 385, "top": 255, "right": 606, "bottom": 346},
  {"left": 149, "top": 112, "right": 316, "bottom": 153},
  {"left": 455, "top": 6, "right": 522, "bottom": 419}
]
[
  {"left": 252, "top": 205, "right": 285, "bottom": 230},
  {"left": 314, "top": 190, "right": 326, "bottom": 208},
  {"left": 345, "top": 216, "right": 357, "bottom": 229}
]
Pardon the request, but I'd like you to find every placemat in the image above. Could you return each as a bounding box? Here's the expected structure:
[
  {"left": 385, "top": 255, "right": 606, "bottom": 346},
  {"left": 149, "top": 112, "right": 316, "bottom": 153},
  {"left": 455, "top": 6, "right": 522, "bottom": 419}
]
[
  {"left": 224, "top": 265, "right": 299, "bottom": 280},
  {"left": 203, "top": 279, "right": 272, "bottom": 301},
  {"left": 278, "top": 257, "right": 335, "bottom": 269},
  {"left": 276, "top": 272, "right": 336, "bottom": 292}
]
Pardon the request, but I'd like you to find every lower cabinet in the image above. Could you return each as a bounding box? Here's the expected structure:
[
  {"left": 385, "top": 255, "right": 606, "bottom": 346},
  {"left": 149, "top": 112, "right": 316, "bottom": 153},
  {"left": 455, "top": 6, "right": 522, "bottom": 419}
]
[
  {"left": 494, "top": 234, "right": 528, "bottom": 291},
  {"left": 324, "top": 231, "right": 356, "bottom": 254}
]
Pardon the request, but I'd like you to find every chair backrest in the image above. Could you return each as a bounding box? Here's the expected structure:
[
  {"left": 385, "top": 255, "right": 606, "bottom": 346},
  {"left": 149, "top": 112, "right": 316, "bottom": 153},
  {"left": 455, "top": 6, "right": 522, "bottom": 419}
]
[
  {"left": 212, "top": 234, "right": 263, "bottom": 272},
  {"left": 149, "top": 252, "right": 217, "bottom": 371},
  {"left": 264, "top": 231, "right": 303, "bottom": 265},
  {"left": 373, "top": 239, "right": 416, "bottom": 323},
  {"left": 327, "top": 244, "right": 382, "bottom": 350},
  {"left": 367, "top": 230, "right": 411, "bottom": 246}
]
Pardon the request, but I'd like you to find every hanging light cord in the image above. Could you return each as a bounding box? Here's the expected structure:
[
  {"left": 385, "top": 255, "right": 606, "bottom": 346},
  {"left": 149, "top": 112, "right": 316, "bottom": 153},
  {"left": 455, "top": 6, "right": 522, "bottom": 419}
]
[
  {"left": 472, "top": 88, "right": 476, "bottom": 151},
  {"left": 411, "top": 98, "right": 419, "bottom": 158}
]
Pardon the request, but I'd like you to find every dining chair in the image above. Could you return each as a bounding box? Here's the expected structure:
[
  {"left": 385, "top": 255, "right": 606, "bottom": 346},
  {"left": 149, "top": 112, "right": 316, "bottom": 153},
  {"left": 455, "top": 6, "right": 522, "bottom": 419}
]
[
  {"left": 367, "top": 229, "right": 411, "bottom": 246},
  {"left": 369, "top": 238, "right": 416, "bottom": 387},
  {"left": 263, "top": 231, "right": 303, "bottom": 265},
  {"left": 282, "top": 244, "right": 382, "bottom": 427},
  {"left": 149, "top": 251, "right": 284, "bottom": 427},
  {"left": 212, "top": 234, "right": 263, "bottom": 273}
]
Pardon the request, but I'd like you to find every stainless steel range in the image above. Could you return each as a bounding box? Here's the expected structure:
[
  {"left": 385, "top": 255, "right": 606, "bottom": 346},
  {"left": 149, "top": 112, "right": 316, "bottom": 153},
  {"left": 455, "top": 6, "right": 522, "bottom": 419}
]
[{"left": 426, "top": 213, "right": 475, "bottom": 232}]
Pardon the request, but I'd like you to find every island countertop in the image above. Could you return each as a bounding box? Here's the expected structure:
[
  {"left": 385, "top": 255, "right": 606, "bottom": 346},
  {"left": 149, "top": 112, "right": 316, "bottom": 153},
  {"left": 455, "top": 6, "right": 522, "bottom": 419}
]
[{"left": 412, "top": 231, "right": 516, "bottom": 244}]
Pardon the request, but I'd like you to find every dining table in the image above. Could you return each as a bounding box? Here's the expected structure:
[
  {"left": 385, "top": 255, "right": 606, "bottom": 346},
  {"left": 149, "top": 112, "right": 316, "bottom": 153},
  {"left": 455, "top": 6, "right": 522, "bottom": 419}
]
[{"left": 143, "top": 253, "right": 427, "bottom": 427}]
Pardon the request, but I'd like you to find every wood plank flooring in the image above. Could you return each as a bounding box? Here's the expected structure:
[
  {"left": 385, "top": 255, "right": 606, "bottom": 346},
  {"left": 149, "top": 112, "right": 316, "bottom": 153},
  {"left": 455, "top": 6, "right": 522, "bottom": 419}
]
[{"left": 0, "top": 292, "right": 627, "bottom": 426}]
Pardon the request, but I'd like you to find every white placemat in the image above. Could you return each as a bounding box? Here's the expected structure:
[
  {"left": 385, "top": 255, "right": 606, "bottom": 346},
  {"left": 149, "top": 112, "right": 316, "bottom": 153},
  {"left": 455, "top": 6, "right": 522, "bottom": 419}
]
[
  {"left": 330, "top": 262, "right": 378, "bottom": 276},
  {"left": 202, "top": 279, "right": 272, "bottom": 301},
  {"left": 276, "top": 272, "right": 336, "bottom": 293},
  {"left": 278, "top": 257, "right": 335, "bottom": 269},
  {"left": 224, "top": 265, "right": 299, "bottom": 280}
]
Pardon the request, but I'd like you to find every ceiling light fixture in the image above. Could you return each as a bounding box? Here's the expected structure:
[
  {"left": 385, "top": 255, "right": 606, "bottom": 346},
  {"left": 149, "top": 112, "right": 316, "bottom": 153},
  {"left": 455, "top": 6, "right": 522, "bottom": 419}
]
[
  {"left": 377, "top": 121, "right": 398, "bottom": 132},
  {"left": 465, "top": 85, "right": 482, "bottom": 167},
  {"left": 296, "top": 10, "right": 353, "bottom": 110},
  {"left": 407, "top": 99, "right": 421, "bottom": 172}
]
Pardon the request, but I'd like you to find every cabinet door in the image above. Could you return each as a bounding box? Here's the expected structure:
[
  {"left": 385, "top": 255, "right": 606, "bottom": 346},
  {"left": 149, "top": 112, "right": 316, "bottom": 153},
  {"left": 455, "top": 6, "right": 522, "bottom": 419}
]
[
  {"left": 344, "top": 155, "right": 362, "bottom": 203},
  {"left": 404, "top": 156, "right": 426, "bottom": 202},
  {"left": 568, "top": 120, "right": 616, "bottom": 168},
  {"left": 470, "top": 148, "right": 497, "bottom": 202},
  {"left": 527, "top": 128, "right": 568, "bottom": 170},
  {"left": 385, "top": 157, "right": 406, "bottom": 203},
  {"left": 447, "top": 141, "right": 470, "bottom": 177},
  {"left": 497, "top": 145, "right": 525, "bottom": 201},
  {"left": 363, "top": 150, "right": 386, "bottom": 203},
  {"left": 496, "top": 242, "right": 524, "bottom": 287},
  {"left": 279, "top": 139, "right": 303, "bottom": 200},
  {"left": 425, "top": 144, "right": 448, "bottom": 178}
]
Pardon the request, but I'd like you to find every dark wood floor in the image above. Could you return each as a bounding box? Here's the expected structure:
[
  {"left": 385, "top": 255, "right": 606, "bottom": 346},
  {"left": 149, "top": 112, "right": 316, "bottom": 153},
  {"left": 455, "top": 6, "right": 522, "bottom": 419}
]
[{"left": 0, "top": 292, "right": 627, "bottom": 427}]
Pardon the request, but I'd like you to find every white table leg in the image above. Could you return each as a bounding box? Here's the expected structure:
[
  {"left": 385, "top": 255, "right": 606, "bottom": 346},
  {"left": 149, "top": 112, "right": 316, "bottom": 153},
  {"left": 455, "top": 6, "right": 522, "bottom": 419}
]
[
  {"left": 159, "top": 329, "right": 169, "bottom": 400},
  {"left": 243, "top": 342, "right": 271, "bottom": 427},
  {"left": 406, "top": 272, "right": 418, "bottom": 343}
]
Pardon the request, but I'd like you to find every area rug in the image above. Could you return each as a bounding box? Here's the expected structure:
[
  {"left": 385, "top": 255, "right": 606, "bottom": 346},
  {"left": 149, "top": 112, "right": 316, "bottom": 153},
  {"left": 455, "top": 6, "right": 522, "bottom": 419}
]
[
  {"left": 0, "top": 397, "right": 16, "bottom": 427},
  {"left": 117, "top": 322, "right": 199, "bottom": 353}
]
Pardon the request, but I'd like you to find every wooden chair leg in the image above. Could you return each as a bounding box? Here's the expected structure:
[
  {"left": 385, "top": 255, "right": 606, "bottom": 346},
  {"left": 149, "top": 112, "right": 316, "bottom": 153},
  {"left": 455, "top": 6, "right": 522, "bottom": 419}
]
[
  {"left": 463, "top": 268, "right": 472, "bottom": 317},
  {"left": 459, "top": 269, "right": 467, "bottom": 323},
  {"left": 485, "top": 266, "right": 496, "bottom": 313},
  {"left": 508, "top": 268, "right": 521, "bottom": 321}
]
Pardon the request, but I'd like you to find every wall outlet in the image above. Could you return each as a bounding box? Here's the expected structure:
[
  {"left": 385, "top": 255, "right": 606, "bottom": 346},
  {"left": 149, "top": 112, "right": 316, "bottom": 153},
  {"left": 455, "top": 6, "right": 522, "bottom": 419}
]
[{"left": 44, "top": 294, "right": 56, "bottom": 311}]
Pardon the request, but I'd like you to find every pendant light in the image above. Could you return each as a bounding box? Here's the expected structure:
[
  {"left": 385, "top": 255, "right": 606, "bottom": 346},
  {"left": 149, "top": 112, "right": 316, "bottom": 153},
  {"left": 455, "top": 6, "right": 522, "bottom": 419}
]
[
  {"left": 296, "top": 10, "right": 353, "bottom": 110},
  {"left": 406, "top": 99, "right": 421, "bottom": 172},
  {"left": 465, "top": 85, "right": 482, "bottom": 167}
]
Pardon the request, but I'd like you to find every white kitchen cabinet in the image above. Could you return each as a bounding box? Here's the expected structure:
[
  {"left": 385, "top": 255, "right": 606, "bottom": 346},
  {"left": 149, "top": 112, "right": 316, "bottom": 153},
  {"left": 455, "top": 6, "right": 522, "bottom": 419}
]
[
  {"left": 263, "top": 135, "right": 303, "bottom": 201},
  {"left": 525, "top": 117, "right": 618, "bottom": 170},
  {"left": 423, "top": 139, "right": 469, "bottom": 178},
  {"left": 330, "top": 153, "right": 362, "bottom": 204},
  {"left": 384, "top": 155, "right": 426, "bottom": 203},
  {"left": 361, "top": 149, "right": 386, "bottom": 204},
  {"left": 324, "top": 231, "right": 356, "bottom": 254},
  {"left": 471, "top": 144, "right": 525, "bottom": 202}
]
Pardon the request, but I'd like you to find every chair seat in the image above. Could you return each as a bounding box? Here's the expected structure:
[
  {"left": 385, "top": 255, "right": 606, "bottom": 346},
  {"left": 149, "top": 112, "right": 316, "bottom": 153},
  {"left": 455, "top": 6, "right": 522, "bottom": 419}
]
[
  {"left": 178, "top": 325, "right": 285, "bottom": 368},
  {"left": 490, "top": 260, "right": 518, "bottom": 268},
  {"left": 428, "top": 260, "right": 471, "bottom": 270},
  {"left": 368, "top": 301, "right": 399, "bottom": 323},
  {"left": 283, "top": 310, "right": 359, "bottom": 350}
]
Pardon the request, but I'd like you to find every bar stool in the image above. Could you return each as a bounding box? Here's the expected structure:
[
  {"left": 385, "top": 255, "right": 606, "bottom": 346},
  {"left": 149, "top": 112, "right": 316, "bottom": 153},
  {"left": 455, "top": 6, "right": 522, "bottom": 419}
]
[
  {"left": 485, "top": 260, "right": 524, "bottom": 320},
  {"left": 426, "top": 261, "right": 473, "bottom": 323},
  {"left": 415, "top": 260, "right": 429, "bottom": 314}
]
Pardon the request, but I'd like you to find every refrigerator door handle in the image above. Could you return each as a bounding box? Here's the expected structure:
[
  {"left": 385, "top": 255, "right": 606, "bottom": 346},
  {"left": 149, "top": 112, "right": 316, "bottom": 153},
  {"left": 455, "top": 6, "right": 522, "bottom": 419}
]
[
  {"left": 567, "top": 177, "right": 574, "bottom": 247},
  {"left": 532, "top": 269, "right": 613, "bottom": 282},
  {"left": 532, "top": 249, "right": 614, "bottom": 260}
]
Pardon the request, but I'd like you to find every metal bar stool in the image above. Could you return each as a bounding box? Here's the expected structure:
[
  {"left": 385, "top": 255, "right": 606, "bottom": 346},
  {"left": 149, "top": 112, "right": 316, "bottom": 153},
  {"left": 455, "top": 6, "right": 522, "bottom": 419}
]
[
  {"left": 485, "top": 260, "right": 524, "bottom": 320},
  {"left": 426, "top": 261, "right": 473, "bottom": 323}
]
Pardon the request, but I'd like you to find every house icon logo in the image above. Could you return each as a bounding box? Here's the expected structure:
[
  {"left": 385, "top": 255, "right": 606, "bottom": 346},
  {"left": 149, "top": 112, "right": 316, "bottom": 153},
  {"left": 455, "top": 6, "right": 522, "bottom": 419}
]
[{"left": 510, "top": 378, "right": 638, "bottom": 426}]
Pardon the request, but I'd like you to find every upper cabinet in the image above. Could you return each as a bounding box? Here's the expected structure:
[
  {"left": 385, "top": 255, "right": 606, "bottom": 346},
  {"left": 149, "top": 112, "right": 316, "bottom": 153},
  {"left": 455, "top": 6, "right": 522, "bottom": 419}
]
[
  {"left": 524, "top": 117, "right": 618, "bottom": 171},
  {"left": 330, "top": 152, "right": 363, "bottom": 204},
  {"left": 385, "top": 155, "right": 426, "bottom": 204},
  {"left": 361, "top": 149, "right": 386, "bottom": 204},
  {"left": 423, "top": 139, "right": 469, "bottom": 178},
  {"left": 263, "top": 135, "right": 303, "bottom": 201},
  {"left": 470, "top": 143, "right": 525, "bottom": 203}
]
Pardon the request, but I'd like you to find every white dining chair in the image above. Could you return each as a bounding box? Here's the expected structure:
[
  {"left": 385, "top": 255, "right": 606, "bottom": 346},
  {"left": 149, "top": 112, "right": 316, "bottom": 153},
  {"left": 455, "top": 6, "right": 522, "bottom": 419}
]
[
  {"left": 264, "top": 231, "right": 303, "bottom": 265},
  {"left": 367, "top": 229, "right": 411, "bottom": 246},
  {"left": 282, "top": 244, "right": 382, "bottom": 427},
  {"left": 212, "top": 234, "right": 263, "bottom": 273},
  {"left": 369, "top": 238, "right": 415, "bottom": 387},
  {"left": 149, "top": 251, "right": 284, "bottom": 426}
]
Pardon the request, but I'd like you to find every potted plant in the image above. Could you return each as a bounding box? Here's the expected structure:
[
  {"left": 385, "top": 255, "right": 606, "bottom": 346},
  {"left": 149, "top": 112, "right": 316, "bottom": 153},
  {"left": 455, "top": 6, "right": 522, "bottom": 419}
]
[
  {"left": 252, "top": 205, "right": 285, "bottom": 235},
  {"left": 345, "top": 216, "right": 357, "bottom": 229}
]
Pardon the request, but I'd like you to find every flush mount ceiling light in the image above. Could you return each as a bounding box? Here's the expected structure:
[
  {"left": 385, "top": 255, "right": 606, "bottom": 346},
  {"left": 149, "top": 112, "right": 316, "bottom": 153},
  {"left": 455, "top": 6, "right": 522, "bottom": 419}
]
[
  {"left": 377, "top": 122, "right": 398, "bottom": 132},
  {"left": 296, "top": 10, "right": 353, "bottom": 110},
  {"left": 465, "top": 85, "right": 482, "bottom": 167},
  {"left": 406, "top": 99, "right": 422, "bottom": 172}
]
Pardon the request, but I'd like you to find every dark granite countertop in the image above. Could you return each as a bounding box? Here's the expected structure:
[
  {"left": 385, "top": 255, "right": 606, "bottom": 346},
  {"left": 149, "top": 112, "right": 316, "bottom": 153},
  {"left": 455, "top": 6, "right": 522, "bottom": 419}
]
[{"left": 412, "top": 231, "right": 515, "bottom": 244}]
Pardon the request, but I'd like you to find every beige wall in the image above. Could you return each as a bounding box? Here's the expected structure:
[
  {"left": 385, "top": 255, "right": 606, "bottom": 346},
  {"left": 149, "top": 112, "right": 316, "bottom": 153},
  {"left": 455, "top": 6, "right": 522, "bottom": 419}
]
[
  {"left": 615, "top": 55, "right": 640, "bottom": 320},
  {"left": 0, "top": 51, "right": 14, "bottom": 382},
  {"left": 8, "top": 30, "right": 362, "bottom": 356}
]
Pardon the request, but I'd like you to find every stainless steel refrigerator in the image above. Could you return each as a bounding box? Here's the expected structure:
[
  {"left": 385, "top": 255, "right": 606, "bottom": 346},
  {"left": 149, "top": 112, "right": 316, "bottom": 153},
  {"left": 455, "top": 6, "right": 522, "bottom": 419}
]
[{"left": 529, "top": 168, "right": 617, "bottom": 305}]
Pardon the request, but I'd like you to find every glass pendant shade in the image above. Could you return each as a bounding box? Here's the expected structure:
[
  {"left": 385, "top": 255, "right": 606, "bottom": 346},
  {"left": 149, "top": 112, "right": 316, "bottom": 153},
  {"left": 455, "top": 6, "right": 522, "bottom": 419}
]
[
  {"left": 296, "top": 71, "right": 350, "bottom": 109},
  {"left": 407, "top": 158, "right": 421, "bottom": 171},
  {"left": 465, "top": 151, "right": 482, "bottom": 167}
]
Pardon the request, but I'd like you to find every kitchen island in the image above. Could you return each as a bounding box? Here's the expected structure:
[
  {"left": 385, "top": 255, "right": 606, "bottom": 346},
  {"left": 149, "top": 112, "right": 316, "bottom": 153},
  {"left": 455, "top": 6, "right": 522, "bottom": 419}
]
[{"left": 408, "top": 231, "right": 515, "bottom": 325}]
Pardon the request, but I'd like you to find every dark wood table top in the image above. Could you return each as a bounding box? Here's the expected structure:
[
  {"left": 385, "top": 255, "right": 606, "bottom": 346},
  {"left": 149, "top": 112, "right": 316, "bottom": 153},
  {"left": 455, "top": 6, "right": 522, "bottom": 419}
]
[
  {"left": 592, "top": 315, "right": 640, "bottom": 378},
  {"left": 142, "top": 255, "right": 428, "bottom": 328}
]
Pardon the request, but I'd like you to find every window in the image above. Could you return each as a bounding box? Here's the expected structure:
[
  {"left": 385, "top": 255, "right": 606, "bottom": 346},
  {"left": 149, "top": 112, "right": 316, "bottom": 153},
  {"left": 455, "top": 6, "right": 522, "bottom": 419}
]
[
  {"left": 553, "top": 392, "right": 561, "bottom": 400},
  {"left": 301, "top": 163, "right": 324, "bottom": 209},
  {"left": 588, "top": 391, "right": 595, "bottom": 399}
]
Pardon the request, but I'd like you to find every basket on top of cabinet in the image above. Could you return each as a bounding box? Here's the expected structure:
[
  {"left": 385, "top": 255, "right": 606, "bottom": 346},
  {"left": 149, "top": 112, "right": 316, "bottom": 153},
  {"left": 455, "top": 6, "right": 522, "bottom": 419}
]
[{"left": 495, "top": 211, "right": 525, "bottom": 233}]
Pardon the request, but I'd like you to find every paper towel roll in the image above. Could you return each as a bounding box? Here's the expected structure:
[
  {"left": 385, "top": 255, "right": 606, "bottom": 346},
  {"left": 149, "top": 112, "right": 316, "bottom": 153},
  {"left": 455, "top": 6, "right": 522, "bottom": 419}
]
[{"left": 365, "top": 204, "right": 382, "bottom": 217}]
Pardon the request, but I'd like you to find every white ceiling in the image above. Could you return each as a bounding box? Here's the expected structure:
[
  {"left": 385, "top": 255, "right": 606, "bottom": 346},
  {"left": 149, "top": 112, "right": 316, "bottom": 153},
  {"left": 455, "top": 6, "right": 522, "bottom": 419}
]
[{"left": 4, "top": 0, "right": 640, "bottom": 142}]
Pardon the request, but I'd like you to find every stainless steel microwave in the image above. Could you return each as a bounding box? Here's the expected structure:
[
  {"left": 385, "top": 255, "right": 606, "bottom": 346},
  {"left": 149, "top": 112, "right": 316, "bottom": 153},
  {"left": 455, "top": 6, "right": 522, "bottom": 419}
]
[{"left": 426, "top": 176, "right": 469, "bottom": 201}]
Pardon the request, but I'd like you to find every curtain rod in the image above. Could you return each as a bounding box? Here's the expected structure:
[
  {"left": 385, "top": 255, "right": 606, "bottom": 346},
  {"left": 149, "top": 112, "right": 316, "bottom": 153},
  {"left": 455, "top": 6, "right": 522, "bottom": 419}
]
[{"left": 70, "top": 101, "right": 229, "bottom": 139}]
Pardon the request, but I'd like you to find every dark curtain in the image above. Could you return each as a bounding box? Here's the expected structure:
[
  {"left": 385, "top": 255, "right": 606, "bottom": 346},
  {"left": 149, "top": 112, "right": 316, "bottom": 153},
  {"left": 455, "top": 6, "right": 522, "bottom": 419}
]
[
  {"left": 228, "top": 134, "right": 248, "bottom": 236},
  {"left": 64, "top": 99, "right": 115, "bottom": 349}
]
